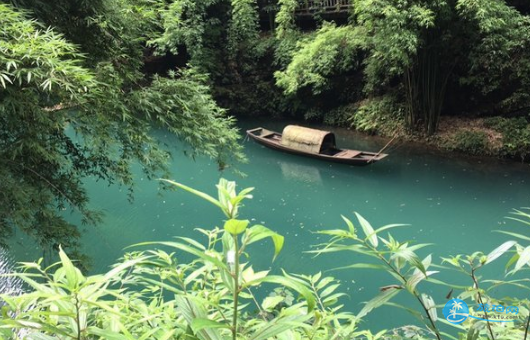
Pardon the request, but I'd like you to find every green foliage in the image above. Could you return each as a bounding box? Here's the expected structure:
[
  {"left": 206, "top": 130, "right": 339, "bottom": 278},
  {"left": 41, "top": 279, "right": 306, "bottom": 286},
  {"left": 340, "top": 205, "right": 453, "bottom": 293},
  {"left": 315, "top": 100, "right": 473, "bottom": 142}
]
[
  {"left": 151, "top": 0, "right": 218, "bottom": 55},
  {"left": 10, "top": 0, "right": 163, "bottom": 77},
  {"left": 484, "top": 117, "right": 530, "bottom": 160},
  {"left": 0, "top": 179, "right": 370, "bottom": 340},
  {"left": 0, "top": 3, "right": 245, "bottom": 264},
  {"left": 228, "top": 0, "right": 260, "bottom": 60},
  {"left": 445, "top": 130, "right": 489, "bottom": 155},
  {"left": 271, "top": 0, "right": 530, "bottom": 138},
  {"left": 354, "top": 0, "right": 438, "bottom": 90},
  {"left": 274, "top": 23, "right": 361, "bottom": 95},
  {"left": 315, "top": 211, "right": 530, "bottom": 339},
  {"left": 349, "top": 96, "right": 406, "bottom": 135},
  {"left": 151, "top": 0, "right": 224, "bottom": 70},
  {"left": 275, "top": 0, "right": 298, "bottom": 39},
  {"left": 457, "top": 0, "right": 530, "bottom": 113},
  {"left": 3, "top": 179, "right": 530, "bottom": 339},
  {"left": 0, "top": 3, "right": 103, "bottom": 256},
  {"left": 273, "top": 0, "right": 458, "bottom": 134},
  {"left": 354, "top": 0, "right": 454, "bottom": 134},
  {"left": 130, "top": 70, "right": 245, "bottom": 166}
]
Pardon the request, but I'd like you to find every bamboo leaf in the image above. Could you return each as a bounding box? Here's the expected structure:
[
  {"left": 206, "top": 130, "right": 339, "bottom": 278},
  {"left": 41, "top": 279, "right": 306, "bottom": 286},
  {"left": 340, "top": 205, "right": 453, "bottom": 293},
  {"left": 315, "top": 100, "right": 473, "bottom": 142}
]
[
  {"left": 371, "top": 224, "right": 408, "bottom": 237},
  {"left": 355, "top": 212, "right": 378, "bottom": 247},
  {"left": 158, "top": 179, "right": 223, "bottom": 211},
  {"left": 341, "top": 215, "right": 356, "bottom": 236},
  {"left": 251, "top": 313, "right": 311, "bottom": 340},
  {"left": 176, "top": 296, "right": 224, "bottom": 340},
  {"left": 320, "top": 284, "right": 340, "bottom": 298},
  {"left": 332, "top": 263, "right": 389, "bottom": 271},
  {"left": 316, "top": 277, "right": 335, "bottom": 290},
  {"left": 494, "top": 230, "right": 530, "bottom": 242},
  {"left": 514, "top": 246, "right": 530, "bottom": 272},
  {"left": 357, "top": 287, "right": 401, "bottom": 319},
  {"left": 505, "top": 252, "right": 520, "bottom": 272},
  {"left": 87, "top": 327, "right": 131, "bottom": 340},
  {"left": 104, "top": 256, "right": 149, "bottom": 281},
  {"left": 58, "top": 246, "right": 83, "bottom": 290},
  {"left": 485, "top": 240, "right": 516, "bottom": 264},
  {"left": 191, "top": 318, "right": 230, "bottom": 332},
  {"left": 421, "top": 294, "right": 437, "bottom": 322},
  {"left": 391, "top": 247, "right": 426, "bottom": 274}
]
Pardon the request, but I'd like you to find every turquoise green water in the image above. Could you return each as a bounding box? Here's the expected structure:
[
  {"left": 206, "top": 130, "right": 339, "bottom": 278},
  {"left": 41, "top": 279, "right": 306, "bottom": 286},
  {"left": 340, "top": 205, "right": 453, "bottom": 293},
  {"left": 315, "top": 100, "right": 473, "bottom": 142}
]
[{"left": 9, "top": 120, "right": 530, "bottom": 330}]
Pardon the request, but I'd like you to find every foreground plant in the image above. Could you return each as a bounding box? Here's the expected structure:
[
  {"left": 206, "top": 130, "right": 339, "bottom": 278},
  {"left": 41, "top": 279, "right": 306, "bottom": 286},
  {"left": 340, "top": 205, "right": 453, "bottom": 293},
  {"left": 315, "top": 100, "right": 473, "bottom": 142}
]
[
  {"left": 312, "top": 214, "right": 443, "bottom": 339},
  {"left": 2, "top": 179, "right": 530, "bottom": 340},
  {"left": 0, "top": 179, "right": 370, "bottom": 340},
  {"left": 313, "top": 210, "right": 530, "bottom": 340}
]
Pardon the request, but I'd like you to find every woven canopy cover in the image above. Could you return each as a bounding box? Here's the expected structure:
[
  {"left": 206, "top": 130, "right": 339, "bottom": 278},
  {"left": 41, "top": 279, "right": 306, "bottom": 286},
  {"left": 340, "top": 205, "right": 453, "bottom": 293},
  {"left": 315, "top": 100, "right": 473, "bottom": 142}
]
[{"left": 280, "top": 125, "right": 336, "bottom": 153}]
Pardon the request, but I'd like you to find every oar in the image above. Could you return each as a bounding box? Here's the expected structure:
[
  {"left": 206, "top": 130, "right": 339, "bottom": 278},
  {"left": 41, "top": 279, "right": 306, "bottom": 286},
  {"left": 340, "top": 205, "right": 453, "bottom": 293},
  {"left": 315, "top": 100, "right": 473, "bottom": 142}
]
[{"left": 368, "top": 135, "right": 397, "bottom": 163}]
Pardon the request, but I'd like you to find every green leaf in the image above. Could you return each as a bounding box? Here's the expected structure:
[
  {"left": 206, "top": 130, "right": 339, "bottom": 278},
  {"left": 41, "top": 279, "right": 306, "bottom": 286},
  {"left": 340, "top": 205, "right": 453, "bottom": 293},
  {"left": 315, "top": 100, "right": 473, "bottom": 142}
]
[
  {"left": 372, "top": 224, "right": 408, "bottom": 237},
  {"left": 262, "top": 296, "right": 285, "bottom": 311},
  {"left": 87, "top": 327, "right": 130, "bottom": 340},
  {"left": 104, "top": 256, "right": 149, "bottom": 281},
  {"left": 251, "top": 313, "right": 311, "bottom": 340},
  {"left": 58, "top": 245, "right": 83, "bottom": 289},
  {"left": 391, "top": 247, "right": 426, "bottom": 274},
  {"left": 406, "top": 270, "right": 438, "bottom": 293},
  {"left": 495, "top": 230, "right": 530, "bottom": 242},
  {"left": 316, "top": 276, "right": 335, "bottom": 290},
  {"left": 332, "top": 263, "right": 389, "bottom": 271},
  {"left": 421, "top": 294, "right": 437, "bottom": 322},
  {"left": 357, "top": 287, "right": 401, "bottom": 319},
  {"left": 176, "top": 296, "right": 224, "bottom": 340},
  {"left": 158, "top": 179, "right": 223, "bottom": 211},
  {"left": 224, "top": 219, "right": 249, "bottom": 235},
  {"left": 505, "top": 252, "right": 520, "bottom": 271},
  {"left": 243, "top": 225, "right": 284, "bottom": 260},
  {"left": 133, "top": 241, "right": 228, "bottom": 273},
  {"left": 514, "top": 246, "right": 530, "bottom": 272},
  {"left": 320, "top": 283, "right": 340, "bottom": 298},
  {"left": 485, "top": 240, "right": 516, "bottom": 264},
  {"left": 355, "top": 212, "right": 378, "bottom": 247},
  {"left": 244, "top": 274, "right": 316, "bottom": 312},
  {"left": 191, "top": 318, "right": 230, "bottom": 332},
  {"left": 341, "top": 215, "right": 356, "bottom": 236}
]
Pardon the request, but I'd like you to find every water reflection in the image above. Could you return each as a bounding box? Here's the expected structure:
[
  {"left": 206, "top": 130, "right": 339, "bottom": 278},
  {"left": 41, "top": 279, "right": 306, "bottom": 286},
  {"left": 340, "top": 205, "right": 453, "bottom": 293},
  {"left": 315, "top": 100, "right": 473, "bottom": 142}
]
[{"left": 278, "top": 159, "right": 322, "bottom": 184}]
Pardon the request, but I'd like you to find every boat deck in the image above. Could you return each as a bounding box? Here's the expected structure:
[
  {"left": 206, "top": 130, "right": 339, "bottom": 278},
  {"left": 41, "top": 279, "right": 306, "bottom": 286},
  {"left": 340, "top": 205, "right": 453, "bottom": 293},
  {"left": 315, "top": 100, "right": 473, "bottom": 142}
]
[{"left": 334, "top": 149, "right": 362, "bottom": 158}]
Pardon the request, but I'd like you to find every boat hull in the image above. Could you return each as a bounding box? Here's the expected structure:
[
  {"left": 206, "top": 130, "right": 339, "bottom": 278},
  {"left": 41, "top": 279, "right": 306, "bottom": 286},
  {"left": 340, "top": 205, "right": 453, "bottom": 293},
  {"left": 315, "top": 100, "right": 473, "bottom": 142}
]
[{"left": 246, "top": 127, "right": 387, "bottom": 166}]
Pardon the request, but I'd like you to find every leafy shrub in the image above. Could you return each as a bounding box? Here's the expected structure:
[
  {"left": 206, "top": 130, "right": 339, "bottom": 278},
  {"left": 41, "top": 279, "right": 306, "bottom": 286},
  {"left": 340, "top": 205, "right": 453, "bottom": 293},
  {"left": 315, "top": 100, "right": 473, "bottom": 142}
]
[
  {"left": 323, "top": 105, "right": 354, "bottom": 127},
  {"left": 2, "top": 179, "right": 530, "bottom": 340},
  {"left": 448, "top": 130, "right": 489, "bottom": 155},
  {"left": 484, "top": 116, "right": 530, "bottom": 160},
  {"left": 348, "top": 96, "right": 405, "bottom": 135},
  {"left": 0, "top": 179, "right": 366, "bottom": 340},
  {"left": 274, "top": 23, "right": 362, "bottom": 95}
]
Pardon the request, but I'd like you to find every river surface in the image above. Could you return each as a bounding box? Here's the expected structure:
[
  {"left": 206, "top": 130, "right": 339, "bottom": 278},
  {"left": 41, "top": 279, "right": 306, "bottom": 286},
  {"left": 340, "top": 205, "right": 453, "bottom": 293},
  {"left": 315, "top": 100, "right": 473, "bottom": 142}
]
[{"left": 8, "top": 120, "right": 530, "bottom": 331}]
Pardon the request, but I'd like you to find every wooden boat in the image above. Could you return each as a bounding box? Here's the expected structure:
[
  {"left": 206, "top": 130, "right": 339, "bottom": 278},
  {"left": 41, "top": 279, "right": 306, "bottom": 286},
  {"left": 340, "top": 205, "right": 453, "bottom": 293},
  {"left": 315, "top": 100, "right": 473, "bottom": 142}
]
[{"left": 246, "top": 125, "right": 388, "bottom": 166}]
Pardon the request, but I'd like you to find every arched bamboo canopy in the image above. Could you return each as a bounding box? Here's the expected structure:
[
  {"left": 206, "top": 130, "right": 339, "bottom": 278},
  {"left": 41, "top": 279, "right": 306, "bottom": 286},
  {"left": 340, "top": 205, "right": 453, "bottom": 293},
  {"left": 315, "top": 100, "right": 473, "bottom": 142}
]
[{"left": 280, "top": 125, "right": 336, "bottom": 154}]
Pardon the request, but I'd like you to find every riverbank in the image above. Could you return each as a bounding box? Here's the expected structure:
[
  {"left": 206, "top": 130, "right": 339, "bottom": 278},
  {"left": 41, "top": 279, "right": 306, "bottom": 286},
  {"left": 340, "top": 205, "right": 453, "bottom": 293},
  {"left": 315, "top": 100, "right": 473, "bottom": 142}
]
[{"left": 372, "top": 115, "right": 530, "bottom": 163}]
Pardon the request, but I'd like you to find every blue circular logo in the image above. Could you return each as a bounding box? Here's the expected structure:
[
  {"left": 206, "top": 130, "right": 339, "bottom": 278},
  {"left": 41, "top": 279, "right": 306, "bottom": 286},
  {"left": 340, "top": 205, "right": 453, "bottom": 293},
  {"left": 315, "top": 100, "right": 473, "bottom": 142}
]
[{"left": 443, "top": 299, "right": 469, "bottom": 324}]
